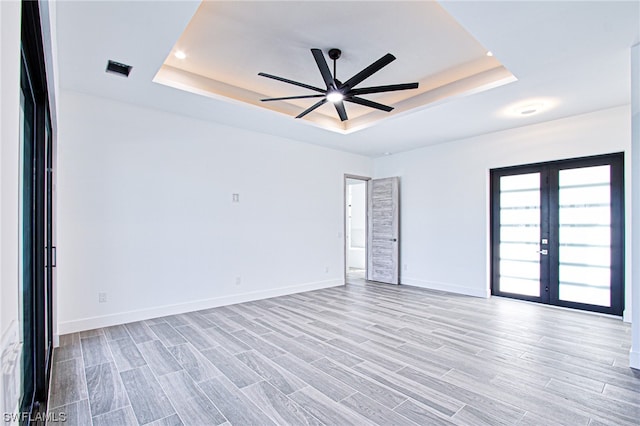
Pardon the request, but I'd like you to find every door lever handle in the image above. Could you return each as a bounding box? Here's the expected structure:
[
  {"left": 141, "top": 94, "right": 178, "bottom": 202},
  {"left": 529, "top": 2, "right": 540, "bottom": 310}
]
[
  {"left": 536, "top": 249, "right": 548, "bottom": 255},
  {"left": 390, "top": 238, "right": 397, "bottom": 242}
]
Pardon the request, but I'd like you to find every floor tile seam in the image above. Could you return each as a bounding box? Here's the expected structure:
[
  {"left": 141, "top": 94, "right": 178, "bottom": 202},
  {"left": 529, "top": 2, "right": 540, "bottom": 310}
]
[
  {"left": 336, "top": 390, "right": 423, "bottom": 425},
  {"left": 174, "top": 389, "right": 225, "bottom": 425},
  {"left": 47, "top": 396, "right": 88, "bottom": 411},
  {"left": 100, "top": 329, "right": 135, "bottom": 424},
  {"left": 146, "top": 362, "right": 193, "bottom": 426},
  {"left": 271, "top": 353, "right": 363, "bottom": 399},
  {"left": 517, "top": 349, "right": 636, "bottom": 383},
  {"left": 89, "top": 402, "right": 134, "bottom": 422},
  {"left": 536, "top": 379, "right": 640, "bottom": 425},
  {"left": 544, "top": 377, "right": 640, "bottom": 414},
  {"left": 239, "top": 380, "right": 324, "bottom": 426},
  {"left": 77, "top": 334, "right": 95, "bottom": 424},
  {"left": 517, "top": 343, "right": 619, "bottom": 367},
  {"left": 601, "top": 382, "right": 640, "bottom": 401},
  {"left": 309, "top": 356, "right": 414, "bottom": 408}
]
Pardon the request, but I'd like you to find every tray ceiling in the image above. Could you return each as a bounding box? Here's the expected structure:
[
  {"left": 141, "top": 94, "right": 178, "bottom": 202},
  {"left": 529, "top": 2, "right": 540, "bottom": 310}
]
[{"left": 154, "top": 1, "right": 515, "bottom": 133}]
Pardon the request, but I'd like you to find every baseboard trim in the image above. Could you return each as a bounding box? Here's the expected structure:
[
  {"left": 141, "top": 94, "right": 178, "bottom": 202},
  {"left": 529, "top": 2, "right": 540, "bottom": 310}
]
[
  {"left": 400, "top": 277, "right": 489, "bottom": 298},
  {"left": 631, "top": 348, "right": 640, "bottom": 370},
  {"left": 58, "top": 279, "right": 343, "bottom": 334}
]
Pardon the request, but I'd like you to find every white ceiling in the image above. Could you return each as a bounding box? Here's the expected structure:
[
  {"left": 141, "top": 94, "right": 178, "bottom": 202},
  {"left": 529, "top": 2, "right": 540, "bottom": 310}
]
[{"left": 55, "top": 1, "right": 640, "bottom": 157}]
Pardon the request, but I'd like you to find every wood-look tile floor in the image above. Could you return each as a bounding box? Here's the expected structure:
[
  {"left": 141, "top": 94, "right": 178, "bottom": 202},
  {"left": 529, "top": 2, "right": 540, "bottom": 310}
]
[{"left": 49, "top": 275, "right": 640, "bottom": 425}]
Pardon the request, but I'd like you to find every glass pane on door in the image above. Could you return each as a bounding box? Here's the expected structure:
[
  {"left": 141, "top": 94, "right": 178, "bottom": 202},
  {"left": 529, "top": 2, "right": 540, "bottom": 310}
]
[
  {"left": 558, "top": 165, "right": 611, "bottom": 306},
  {"left": 499, "top": 173, "right": 541, "bottom": 297}
]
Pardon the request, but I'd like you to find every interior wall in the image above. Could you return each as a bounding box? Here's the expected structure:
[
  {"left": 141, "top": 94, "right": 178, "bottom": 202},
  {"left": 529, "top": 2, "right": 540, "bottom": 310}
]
[
  {"left": 374, "top": 106, "right": 632, "bottom": 318},
  {"left": 56, "top": 90, "right": 372, "bottom": 334},
  {"left": 0, "top": 0, "right": 23, "bottom": 417},
  {"left": 630, "top": 43, "right": 639, "bottom": 369}
]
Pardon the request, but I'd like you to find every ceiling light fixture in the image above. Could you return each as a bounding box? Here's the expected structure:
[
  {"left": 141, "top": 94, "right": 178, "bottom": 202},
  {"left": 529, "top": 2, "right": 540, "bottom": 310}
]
[
  {"left": 486, "top": 51, "right": 494, "bottom": 57},
  {"left": 514, "top": 103, "right": 544, "bottom": 116},
  {"left": 174, "top": 50, "right": 187, "bottom": 60},
  {"left": 502, "top": 98, "right": 558, "bottom": 119},
  {"left": 259, "top": 48, "right": 419, "bottom": 122},
  {"left": 326, "top": 91, "right": 344, "bottom": 103}
]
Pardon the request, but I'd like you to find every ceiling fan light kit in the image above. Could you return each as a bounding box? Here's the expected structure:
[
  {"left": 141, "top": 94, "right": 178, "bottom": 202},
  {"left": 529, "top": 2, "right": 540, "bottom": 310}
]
[{"left": 259, "top": 48, "right": 419, "bottom": 122}]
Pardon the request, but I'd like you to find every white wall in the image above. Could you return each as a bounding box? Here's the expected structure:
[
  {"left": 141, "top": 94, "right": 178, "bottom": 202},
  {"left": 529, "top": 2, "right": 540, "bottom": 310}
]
[
  {"left": 57, "top": 90, "right": 372, "bottom": 333},
  {"left": 0, "top": 0, "right": 23, "bottom": 417},
  {"left": 375, "top": 106, "right": 632, "bottom": 318},
  {"left": 630, "top": 44, "right": 639, "bottom": 369}
]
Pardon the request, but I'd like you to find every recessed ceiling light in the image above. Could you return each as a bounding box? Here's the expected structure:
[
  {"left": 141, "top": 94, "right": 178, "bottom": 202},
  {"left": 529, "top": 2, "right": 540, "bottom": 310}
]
[
  {"left": 383, "top": 152, "right": 392, "bottom": 156},
  {"left": 326, "top": 91, "right": 344, "bottom": 103},
  {"left": 174, "top": 50, "right": 187, "bottom": 60},
  {"left": 486, "top": 51, "right": 494, "bottom": 57},
  {"left": 502, "top": 98, "right": 558, "bottom": 118},
  {"left": 514, "top": 103, "right": 544, "bottom": 116}
]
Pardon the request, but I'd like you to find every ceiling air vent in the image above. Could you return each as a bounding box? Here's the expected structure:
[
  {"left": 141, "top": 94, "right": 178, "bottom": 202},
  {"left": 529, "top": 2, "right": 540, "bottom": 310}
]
[{"left": 106, "top": 60, "right": 132, "bottom": 77}]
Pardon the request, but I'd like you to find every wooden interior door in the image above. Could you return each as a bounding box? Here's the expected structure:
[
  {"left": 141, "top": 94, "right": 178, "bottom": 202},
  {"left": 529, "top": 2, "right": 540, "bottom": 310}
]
[{"left": 367, "top": 177, "right": 400, "bottom": 284}]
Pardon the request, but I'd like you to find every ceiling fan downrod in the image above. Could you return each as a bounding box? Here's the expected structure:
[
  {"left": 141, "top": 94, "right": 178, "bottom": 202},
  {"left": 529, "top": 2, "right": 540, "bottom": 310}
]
[{"left": 328, "top": 48, "right": 341, "bottom": 80}]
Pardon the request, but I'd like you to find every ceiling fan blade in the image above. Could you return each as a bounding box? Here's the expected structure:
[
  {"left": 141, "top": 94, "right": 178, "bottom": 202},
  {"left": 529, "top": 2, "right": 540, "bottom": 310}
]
[
  {"left": 341, "top": 53, "right": 396, "bottom": 90},
  {"left": 349, "top": 82, "right": 419, "bottom": 96},
  {"left": 311, "top": 48, "right": 337, "bottom": 91},
  {"left": 345, "top": 96, "right": 394, "bottom": 112},
  {"left": 261, "top": 94, "right": 326, "bottom": 102},
  {"left": 334, "top": 101, "right": 348, "bottom": 122},
  {"left": 258, "top": 72, "right": 325, "bottom": 93},
  {"left": 296, "top": 98, "right": 327, "bottom": 119}
]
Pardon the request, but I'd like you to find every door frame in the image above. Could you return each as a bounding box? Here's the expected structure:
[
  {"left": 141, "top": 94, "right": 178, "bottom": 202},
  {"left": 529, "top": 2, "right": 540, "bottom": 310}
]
[
  {"left": 20, "top": 0, "right": 55, "bottom": 419},
  {"left": 343, "top": 174, "right": 371, "bottom": 284},
  {"left": 490, "top": 152, "right": 625, "bottom": 315}
]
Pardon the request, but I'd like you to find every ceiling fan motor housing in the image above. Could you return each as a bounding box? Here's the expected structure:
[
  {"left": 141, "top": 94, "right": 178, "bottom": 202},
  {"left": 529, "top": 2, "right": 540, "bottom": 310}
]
[{"left": 328, "top": 48, "right": 342, "bottom": 60}]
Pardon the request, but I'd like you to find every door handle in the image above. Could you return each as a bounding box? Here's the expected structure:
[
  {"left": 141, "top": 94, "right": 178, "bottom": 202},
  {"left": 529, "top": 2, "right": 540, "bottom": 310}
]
[
  {"left": 390, "top": 238, "right": 397, "bottom": 242},
  {"left": 536, "top": 249, "right": 548, "bottom": 255}
]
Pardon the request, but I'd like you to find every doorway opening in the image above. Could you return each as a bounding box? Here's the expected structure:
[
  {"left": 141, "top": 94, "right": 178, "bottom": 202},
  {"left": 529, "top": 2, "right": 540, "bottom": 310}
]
[{"left": 345, "top": 176, "right": 369, "bottom": 283}]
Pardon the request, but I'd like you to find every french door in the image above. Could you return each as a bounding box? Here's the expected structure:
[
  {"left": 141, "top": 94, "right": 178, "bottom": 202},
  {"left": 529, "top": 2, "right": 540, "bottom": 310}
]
[{"left": 491, "top": 153, "right": 624, "bottom": 315}]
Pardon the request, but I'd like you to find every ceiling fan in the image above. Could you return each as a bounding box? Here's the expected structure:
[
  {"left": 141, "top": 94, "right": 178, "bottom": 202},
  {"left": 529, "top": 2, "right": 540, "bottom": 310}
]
[{"left": 259, "top": 48, "right": 419, "bottom": 122}]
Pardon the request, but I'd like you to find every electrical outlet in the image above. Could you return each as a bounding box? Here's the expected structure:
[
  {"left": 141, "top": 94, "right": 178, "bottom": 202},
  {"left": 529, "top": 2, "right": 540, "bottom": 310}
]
[
  {"left": 235, "top": 276, "right": 241, "bottom": 286},
  {"left": 98, "top": 292, "right": 107, "bottom": 303},
  {"left": 325, "top": 266, "right": 330, "bottom": 273},
  {"left": 232, "top": 193, "right": 240, "bottom": 203},
  {"left": 403, "top": 264, "right": 408, "bottom": 271}
]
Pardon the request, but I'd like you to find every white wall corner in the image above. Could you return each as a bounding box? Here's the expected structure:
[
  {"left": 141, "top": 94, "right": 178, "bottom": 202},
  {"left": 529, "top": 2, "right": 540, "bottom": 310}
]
[{"left": 630, "top": 348, "right": 640, "bottom": 370}]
